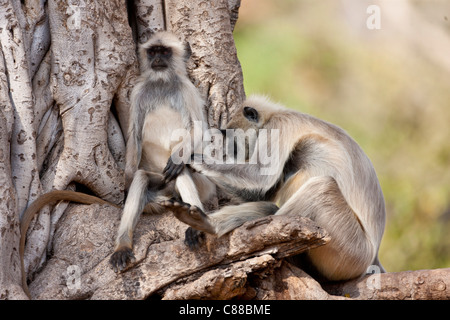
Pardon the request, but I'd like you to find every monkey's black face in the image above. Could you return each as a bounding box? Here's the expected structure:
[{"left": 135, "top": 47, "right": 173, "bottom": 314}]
[
  {"left": 219, "top": 106, "right": 261, "bottom": 162},
  {"left": 147, "top": 45, "right": 172, "bottom": 71}
]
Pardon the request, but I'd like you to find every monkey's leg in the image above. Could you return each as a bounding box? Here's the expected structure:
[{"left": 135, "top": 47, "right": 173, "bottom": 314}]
[
  {"left": 207, "top": 202, "right": 278, "bottom": 236},
  {"left": 110, "top": 170, "right": 162, "bottom": 272},
  {"left": 160, "top": 199, "right": 278, "bottom": 247},
  {"left": 191, "top": 171, "right": 217, "bottom": 204},
  {"left": 275, "top": 176, "right": 374, "bottom": 281},
  {"left": 160, "top": 199, "right": 215, "bottom": 234},
  {"left": 163, "top": 155, "right": 217, "bottom": 206},
  {"left": 174, "top": 169, "right": 206, "bottom": 211},
  {"left": 159, "top": 200, "right": 209, "bottom": 249}
]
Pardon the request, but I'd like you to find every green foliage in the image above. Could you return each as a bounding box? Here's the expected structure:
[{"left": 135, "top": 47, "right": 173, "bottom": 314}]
[{"left": 233, "top": 1, "right": 450, "bottom": 272}]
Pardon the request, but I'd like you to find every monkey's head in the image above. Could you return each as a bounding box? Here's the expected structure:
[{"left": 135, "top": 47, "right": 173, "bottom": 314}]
[
  {"left": 226, "top": 95, "right": 285, "bottom": 132},
  {"left": 224, "top": 95, "right": 285, "bottom": 161},
  {"left": 139, "top": 31, "right": 192, "bottom": 80}
]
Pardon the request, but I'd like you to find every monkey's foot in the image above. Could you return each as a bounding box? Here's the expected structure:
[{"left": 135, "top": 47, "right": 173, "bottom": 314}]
[
  {"left": 184, "top": 227, "right": 205, "bottom": 250},
  {"left": 109, "top": 247, "right": 136, "bottom": 273},
  {"left": 160, "top": 200, "right": 216, "bottom": 235},
  {"left": 163, "top": 157, "right": 185, "bottom": 183}
]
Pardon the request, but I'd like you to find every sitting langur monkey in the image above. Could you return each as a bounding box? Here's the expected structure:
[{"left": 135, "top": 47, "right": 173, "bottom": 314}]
[
  {"left": 19, "top": 31, "right": 215, "bottom": 297},
  {"left": 162, "top": 95, "right": 386, "bottom": 281},
  {"left": 109, "top": 31, "right": 216, "bottom": 271}
]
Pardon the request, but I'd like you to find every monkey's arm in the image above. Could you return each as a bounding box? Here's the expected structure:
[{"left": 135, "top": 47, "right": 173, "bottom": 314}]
[
  {"left": 124, "top": 127, "right": 141, "bottom": 189},
  {"left": 163, "top": 156, "right": 185, "bottom": 183},
  {"left": 163, "top": 124, "right": 203, "bottom": 183},
  {"left": 20, "top": 190, "right": 118, "bottom": 298},
  {"left": 189, "top": 153, "right": 282, "bottom": 192},
  {"left": 125, "top": 142, "right": 138, "bottom": 189}
]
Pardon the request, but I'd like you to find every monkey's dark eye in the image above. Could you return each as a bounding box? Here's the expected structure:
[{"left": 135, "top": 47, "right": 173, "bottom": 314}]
[
  {"left": 243, "top": 106, "right": 259, "bottom": 122},
  {"left": 162, "top": 48, "right": 172, "bottom": 57}
]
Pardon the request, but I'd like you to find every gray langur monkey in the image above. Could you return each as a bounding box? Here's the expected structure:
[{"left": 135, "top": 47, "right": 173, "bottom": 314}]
[
  {"left": 109, "top": 31, "right": 216, "bottom": 272},
  {"left": 161, "top": 95, "right": 386, "bottom": 281},
  {"left": 18, "top": 31, "right": 216, "bottom": 297}
]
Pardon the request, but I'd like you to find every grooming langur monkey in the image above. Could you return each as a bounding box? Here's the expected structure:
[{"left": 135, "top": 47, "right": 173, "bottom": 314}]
[
  {"left": 109, "top": 31, "right": 216, "bottom": 272},
  {"left": 162, "top": 95, "right": 386, "bottom": 281}
]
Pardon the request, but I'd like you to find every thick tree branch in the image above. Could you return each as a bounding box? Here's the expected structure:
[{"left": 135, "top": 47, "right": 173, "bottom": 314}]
[
  {"left": 324, "top": 268, "right": 450, "bottom": 300},
  {"left": 28, "top": 205, "right": 329, "bottom": 299},
  {"left": 161, "top": 255, "right": 278, "bottom": 300}
]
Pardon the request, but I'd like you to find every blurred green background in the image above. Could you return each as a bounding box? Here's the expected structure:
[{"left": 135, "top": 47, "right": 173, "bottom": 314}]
[{"left": 233, "top": 0, "right": 450, "bottom": 272}]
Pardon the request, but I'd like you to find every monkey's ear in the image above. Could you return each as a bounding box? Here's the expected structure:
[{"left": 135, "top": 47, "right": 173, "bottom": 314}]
[
  {"left": 243, "top": 106, "right": 259, "bottom": 123},
  {"left": 184, "top": 42, "right": 192, "bottom": 61}
]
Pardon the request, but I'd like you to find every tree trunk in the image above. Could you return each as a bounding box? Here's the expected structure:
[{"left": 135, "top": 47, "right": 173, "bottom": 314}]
[
  {"left": 1, "top": 0, "right": 448, "bottom": 300},
  {"left": 0, "top": 0, "right": 245, "bottom": 299}
]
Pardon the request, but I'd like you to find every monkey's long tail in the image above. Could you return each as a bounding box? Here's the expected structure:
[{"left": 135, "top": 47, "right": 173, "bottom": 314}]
[{"left": 19, "top": 190, "right": 120, "bottom": 299}]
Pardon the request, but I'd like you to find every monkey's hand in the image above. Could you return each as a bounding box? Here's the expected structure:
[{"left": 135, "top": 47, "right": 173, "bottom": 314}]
[
  {"left": 188, "top": 153, "right": 206, "bottom": 173},
  {"left": 163, "top": 156, "right": 185, "bottom": 183}
]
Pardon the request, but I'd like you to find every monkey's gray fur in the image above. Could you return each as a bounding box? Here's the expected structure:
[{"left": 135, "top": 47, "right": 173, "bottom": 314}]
[
  {"left": 110, "top": 31, "right": 215, "bottom": 272},
  {"left": 163, "top": 95, "right": 386, "bottom": 281}
]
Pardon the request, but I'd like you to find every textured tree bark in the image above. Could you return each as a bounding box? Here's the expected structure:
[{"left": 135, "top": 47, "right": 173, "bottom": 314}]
[
  {"left": 27, "top": 205, "right": 329, "bottom": 299},
  {"left": 165, "top": 0, "right": 246, "bottom": 128},
  {"left": 0, "top": 0, "right": 137, "bottom": 297},
  {"left": 23, "top": 0, "right": 137, "bottom": 283},
  {"left": 1, "top": 0, "right": 246, "bottom": 299},
  {"left": 324, "top": 268, "right": 450, "bottom": 300},
  {"left": 0, "top": 0, "right": 43, "bottom": 299},
  {"left": 244, "top": 261, "right": 348, "bottom": 300},
  {"left": 0, "top": 51, "right": 26, "bottom": 299}
]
